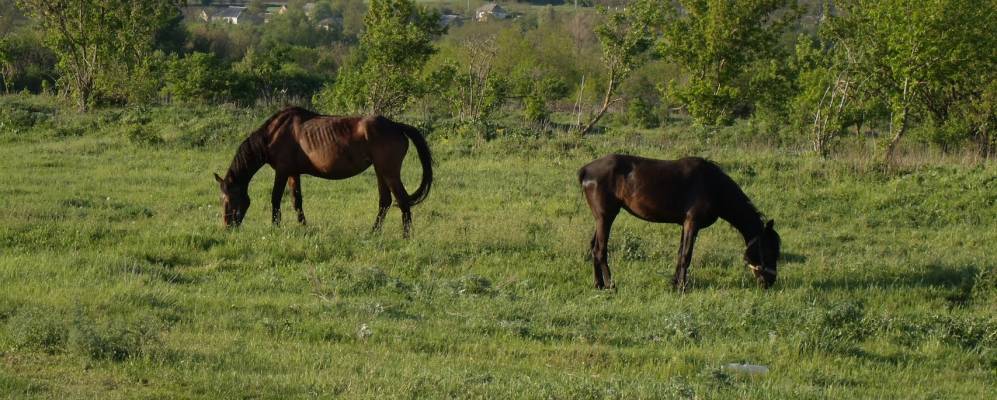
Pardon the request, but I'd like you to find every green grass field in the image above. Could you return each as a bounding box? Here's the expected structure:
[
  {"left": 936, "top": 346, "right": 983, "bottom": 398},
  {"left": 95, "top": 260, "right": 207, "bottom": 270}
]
[{"left": 1, "top": 100, "right": 995, "bottom": 398}]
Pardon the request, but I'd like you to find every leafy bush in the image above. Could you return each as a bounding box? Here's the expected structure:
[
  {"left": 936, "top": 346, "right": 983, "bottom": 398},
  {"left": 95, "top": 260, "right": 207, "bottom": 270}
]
[
  {"left": 524, "top": 77, "right": 568, "bottom": 123},
  {"left": 0, "top": 97, "right": 54, "bottom": 136},
  {"left": 161, "top": 52, "right": 245, "bottom": 104},
  {"left": 626, "top": 97, "right": 659, "bottom": 129}
]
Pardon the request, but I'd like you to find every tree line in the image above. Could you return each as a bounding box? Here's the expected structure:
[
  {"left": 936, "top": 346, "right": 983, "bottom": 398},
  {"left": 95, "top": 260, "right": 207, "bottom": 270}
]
[{"left": 1, "top": 0, "right": 994, "bottom": 160}]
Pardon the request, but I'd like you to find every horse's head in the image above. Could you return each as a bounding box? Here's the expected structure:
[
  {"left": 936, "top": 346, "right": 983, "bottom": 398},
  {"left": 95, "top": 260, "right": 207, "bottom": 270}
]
[
  {"left": 745, "top": 220, "right": 780, "bottom": 288},
  {"left": 215, "top": 172, "right": 249, "bottom": 227}
]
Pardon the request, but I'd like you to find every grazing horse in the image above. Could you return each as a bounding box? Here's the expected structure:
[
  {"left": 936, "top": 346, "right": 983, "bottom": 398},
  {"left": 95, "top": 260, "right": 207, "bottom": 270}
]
[
  {"left": 214, "top": 107, "right": 432, "bottom": 237},
  {"left": 578, "top": 155, "right": 780, "bottom": 291}
]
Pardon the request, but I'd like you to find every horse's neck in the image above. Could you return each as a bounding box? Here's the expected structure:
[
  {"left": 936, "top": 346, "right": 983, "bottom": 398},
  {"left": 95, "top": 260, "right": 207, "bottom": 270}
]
[
  {"left": 228, "top": 161, "right": 263, "bottom": 187},
  {"left": 721, "top": 196, "right": 763, "bottom": 245},
  {"left": 227, "top": 134, "right": 267, "bottom": 186}
]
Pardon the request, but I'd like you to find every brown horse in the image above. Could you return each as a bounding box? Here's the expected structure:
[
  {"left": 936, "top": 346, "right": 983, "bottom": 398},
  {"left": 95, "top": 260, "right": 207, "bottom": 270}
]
[
  {"left": 578, "top": 155, "right": 780, "bottom": 291},
  {"left": 214, "top": 107, "right": 432, "bottom": 237}
]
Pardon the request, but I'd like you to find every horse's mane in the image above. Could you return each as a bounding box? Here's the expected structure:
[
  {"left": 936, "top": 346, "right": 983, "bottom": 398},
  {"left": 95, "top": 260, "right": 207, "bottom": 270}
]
[
  {"left": 228, "top": 107, "right": 316, "bottom": 184},
  {"left": 703, "top": 158, "right": 766, "bottom": 233}
]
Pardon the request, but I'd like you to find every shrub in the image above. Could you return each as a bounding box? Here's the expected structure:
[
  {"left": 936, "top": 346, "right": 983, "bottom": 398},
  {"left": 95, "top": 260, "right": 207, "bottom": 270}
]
[
  {"left": 161, "top": 52, "right": 243, "bottom": 104},
  {"left": 0, "top": 97, "right": 54, "bottom": 136},
  {"left": 626, "top": 97, "right": 660, "bottom": 129}
]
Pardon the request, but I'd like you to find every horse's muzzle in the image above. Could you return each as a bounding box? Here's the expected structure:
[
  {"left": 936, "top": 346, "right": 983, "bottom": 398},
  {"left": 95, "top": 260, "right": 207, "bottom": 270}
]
[{"left": 749, "top": 264, "right": 777, "bottom": 289}]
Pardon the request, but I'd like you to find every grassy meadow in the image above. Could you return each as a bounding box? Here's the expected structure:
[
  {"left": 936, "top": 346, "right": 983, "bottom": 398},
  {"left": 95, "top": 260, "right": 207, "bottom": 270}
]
[{"left": 1, "top": 97, "right": 995, "bottom": 398}]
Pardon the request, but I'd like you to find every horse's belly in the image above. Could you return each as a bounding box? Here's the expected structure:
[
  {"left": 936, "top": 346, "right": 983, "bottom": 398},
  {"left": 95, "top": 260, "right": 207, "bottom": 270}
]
[
  {"left": 624, "top": 201, "right": 684, "bottom": 224},
  {"left": 314, "top": 160, "right": 371, "bottom": 179},
  {"left": 306, "top": 151, "right": 372, "bottom": 179}
]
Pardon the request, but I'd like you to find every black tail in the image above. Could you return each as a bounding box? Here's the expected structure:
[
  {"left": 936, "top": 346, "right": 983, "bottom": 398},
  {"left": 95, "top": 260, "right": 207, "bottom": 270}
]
[{"left": 398, "top": 123, "right": 433, "bottom": 206}]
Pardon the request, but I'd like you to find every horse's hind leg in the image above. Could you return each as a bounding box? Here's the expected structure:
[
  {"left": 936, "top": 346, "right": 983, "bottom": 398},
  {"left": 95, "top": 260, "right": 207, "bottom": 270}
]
[
  {"left": 384, "top": 176, "right": 412, "bottom": 238},
  {"left": 371, "top": 175, "right": 391, "bottom": 233},
  {"left": 271, "top": 174, "right": 288, "bottom": 225},
  {"left": 288, "top": 175, "right": 305, "bottom": 225},
  {"left": 673, "top": 219, "right": 700, "bottom": 292}
]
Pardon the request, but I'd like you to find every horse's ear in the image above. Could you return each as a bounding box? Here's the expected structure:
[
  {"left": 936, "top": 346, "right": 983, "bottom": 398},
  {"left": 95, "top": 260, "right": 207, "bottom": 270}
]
[
  {"left": 766, "top": 220, "right": 775, "bottom": 231},
  {"left": 214, "top": 173, "right": 224, "bottom": 184}
]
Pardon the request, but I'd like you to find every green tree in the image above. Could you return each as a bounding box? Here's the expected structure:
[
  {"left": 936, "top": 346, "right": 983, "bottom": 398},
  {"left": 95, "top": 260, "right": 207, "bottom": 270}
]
[
  {"left": 577, "top": 0, "right": 661, "bottom": 136},
  {"left": 626, "top": 96, "right": 659, "bottom": 129},
  {"left": 247, "top": 0, "right": 266, "bottom": 16},
  {"left": 15, "top": 0, "right": 183, "bottom": 110},
  {"left": 791, "top": 31, "right": 853, "bottom": 157},
  {"left": 0, "top": 30, "right": 56, "bottom": 94},
  {"left": 312, "top": 2, "right": 335, "bottom": 21},
  {"left": 0, "top": 37, "right": 12, "bottom": 93},
  {"left": 161, "top": 52, "right": 238, "bottom": 104},
  {"left": 657, "top": 0, "right": 796, "bottom": 126},
  {"left": 314, "top": 0, "right": 443, "bottom": 116},
  {"left": 525, "top": 77, "right": 568, "bottom": 123},
  {"left": 261, "top": 3, "right": 334, "bottom": 48},
  {"left": 330, "top": 0, "right": 367, "bottom": 42},
  {"left": 827, "top": 0, "right": 996, "bottom": 163},
  {"left": 0, "top": 0, "right": 27, "bottom": 34}
]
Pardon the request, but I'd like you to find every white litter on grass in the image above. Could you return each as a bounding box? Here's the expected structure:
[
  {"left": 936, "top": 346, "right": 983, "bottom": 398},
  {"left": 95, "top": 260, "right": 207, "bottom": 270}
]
[
  {"left": 723, "top": 363, "right": 769, "bottom": 375},
  {"left": 358, "top": 323, "right": 372, "bottom": 340}
]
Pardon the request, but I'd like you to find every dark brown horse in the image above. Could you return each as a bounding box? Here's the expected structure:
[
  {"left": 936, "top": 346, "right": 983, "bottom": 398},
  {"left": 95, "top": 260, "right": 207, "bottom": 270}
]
[
  {"left": 214, "top": 107, "right": 432, "bottom": 237},
  {"left": 578, "top": 155, "right": 780, "bottom": 291}
]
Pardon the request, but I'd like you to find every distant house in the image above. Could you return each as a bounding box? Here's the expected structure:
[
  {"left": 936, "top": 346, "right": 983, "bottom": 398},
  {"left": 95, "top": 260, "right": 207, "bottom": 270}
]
[
  {"left": 179, "top": 6, "right": 210, "bottom": 22},
  {"left": 211, "top": 7, "right": 247, "bottom": 24},
  {"left": 475, "top": 3, "right": 508, "bottom": 22},
  {"left": 265, "top": 5, "right": 288, "bottom": 22}
]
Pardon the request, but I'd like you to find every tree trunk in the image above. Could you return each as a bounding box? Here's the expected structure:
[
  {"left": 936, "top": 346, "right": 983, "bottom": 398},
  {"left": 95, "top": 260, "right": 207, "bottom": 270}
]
[
  {"left": 578, "top": 70, "right": 617, "bottom": 136},
  {"left": 74, "top": 73, "right": 93, "bottom": 112},
  {"left": 884, "top": 78, "right": 911, "bottom": 165},
  {"left": 884, "top": 104, "right": 909, "bottom": 164}
]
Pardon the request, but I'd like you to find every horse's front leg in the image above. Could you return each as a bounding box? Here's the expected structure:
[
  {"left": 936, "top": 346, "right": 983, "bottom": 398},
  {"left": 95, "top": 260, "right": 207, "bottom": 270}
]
[
  {"left": 288, "top": 175, "right": 306, "bottom": 225},
  {"left": 673, "top": 219, "right": 699, "bottom": 292},
  {"left": 271, "top": 174, "right": 288, "bottom": 226}
]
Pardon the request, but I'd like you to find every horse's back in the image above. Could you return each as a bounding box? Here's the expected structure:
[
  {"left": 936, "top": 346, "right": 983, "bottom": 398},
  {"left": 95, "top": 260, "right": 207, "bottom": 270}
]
[
  {"left": 265, "top": 109, "right": 374, "bottom": 179},
  {"left": 579, "top": 154, "right": 703, "bottom": 185},
  {"left": 579, "top": 154, "right": 731, "bottom": 223}
]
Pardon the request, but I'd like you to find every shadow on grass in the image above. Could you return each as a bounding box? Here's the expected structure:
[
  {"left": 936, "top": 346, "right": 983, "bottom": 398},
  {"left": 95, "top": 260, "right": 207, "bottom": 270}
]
[
  {"left": 674, "top": 261, "right": 982, "bottom": 295},
  {"left": 798, "top": 264, "right": 981, "bottom": 300},
  {"left": 781, "top": 252, "right": 807, "bottom": 264}
]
